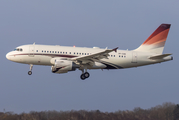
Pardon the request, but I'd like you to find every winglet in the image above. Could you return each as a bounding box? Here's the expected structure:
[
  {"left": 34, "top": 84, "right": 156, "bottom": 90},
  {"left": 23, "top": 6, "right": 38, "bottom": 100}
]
[{"left": 113, "top": 47, "right": 118, "bottom": 52}]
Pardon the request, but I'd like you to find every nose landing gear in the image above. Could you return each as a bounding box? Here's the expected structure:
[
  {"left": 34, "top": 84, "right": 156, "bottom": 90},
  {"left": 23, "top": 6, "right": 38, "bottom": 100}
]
[{"left": 28, "top": 64, "right": 33, "bottom": 75}]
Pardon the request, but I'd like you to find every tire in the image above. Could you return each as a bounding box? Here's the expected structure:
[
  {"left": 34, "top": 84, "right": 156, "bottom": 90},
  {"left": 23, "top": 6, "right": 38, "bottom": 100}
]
[
  {"left": 28, "top": 71, "right": 32, "bottom": 75},
  {"left": 80, "top": 74, "right": 85, "bottom": 80},
  {"left": 84, "top": 72, "right": 90, "bottom": 78}
]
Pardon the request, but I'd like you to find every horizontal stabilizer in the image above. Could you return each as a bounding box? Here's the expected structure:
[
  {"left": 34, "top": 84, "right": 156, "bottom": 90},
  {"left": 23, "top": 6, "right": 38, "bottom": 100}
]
[{"left": 148, "top": 54, "right": 172, "bottom": 59}]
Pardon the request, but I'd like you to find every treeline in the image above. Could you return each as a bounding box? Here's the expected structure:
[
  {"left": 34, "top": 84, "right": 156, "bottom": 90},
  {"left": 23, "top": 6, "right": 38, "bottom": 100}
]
[{"left": 0, "top": 102, "right": 179, "bottom": 120}]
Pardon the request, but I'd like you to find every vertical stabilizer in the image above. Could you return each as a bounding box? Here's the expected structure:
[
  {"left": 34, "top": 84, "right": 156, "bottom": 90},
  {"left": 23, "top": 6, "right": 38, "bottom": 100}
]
[{"left": 135, "top": 24, "right": 171, "bottom": 54}]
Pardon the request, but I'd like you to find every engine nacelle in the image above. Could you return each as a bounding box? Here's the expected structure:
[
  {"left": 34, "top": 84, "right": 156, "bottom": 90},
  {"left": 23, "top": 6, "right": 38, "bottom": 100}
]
[
  {"left": 51, "top": 59, "right": 79, "bottom": 74},
  {"left": 51, "top": 66, "right": 68, "bottom": 74}
]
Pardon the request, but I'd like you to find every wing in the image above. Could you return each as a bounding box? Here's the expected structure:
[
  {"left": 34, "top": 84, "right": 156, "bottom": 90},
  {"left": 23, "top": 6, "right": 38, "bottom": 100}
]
[{"left": 70, "top": 47, "right": 118, "bottom": 65}]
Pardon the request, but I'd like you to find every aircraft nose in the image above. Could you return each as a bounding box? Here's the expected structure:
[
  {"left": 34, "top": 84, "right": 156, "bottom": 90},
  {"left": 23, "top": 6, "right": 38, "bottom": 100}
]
[{"left": 6, "top": 52, "right": 11, "bottom": 60}]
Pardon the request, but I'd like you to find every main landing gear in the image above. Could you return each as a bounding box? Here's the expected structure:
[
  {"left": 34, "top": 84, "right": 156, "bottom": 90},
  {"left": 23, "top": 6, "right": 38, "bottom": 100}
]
[
  {"left": 80, "top": 67, "right": 90, "bottom": 80},
  {"left": 28, "top": 64, "right": 33, "bottom": 75},
  {"left": 80, "top": 72, "right": 90, "bottom": 80}
]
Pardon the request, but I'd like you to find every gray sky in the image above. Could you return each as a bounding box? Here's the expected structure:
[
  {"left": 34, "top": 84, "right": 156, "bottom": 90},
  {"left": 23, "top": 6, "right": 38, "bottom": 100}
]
[{"left": 1, "top": 1, "right": 178, "bottom": 113}]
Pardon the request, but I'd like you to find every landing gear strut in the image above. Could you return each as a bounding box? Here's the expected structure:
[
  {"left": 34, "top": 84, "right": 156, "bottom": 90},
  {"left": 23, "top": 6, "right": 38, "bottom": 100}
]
[
  {"left": 80, "top": 66, "right": 90, "bottom": 80},
  {"left": 28, "top": 64, "right": 33, "bottom": 75}
]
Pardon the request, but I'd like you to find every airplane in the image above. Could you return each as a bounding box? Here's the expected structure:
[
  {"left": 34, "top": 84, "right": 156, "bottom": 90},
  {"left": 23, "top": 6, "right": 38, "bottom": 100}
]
[{"left": 6, "top": 24, "right": 173, "bottom": 80}]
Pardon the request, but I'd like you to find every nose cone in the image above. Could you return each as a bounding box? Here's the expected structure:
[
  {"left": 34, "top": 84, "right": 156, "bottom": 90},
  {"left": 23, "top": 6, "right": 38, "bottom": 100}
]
[{"left": 6, "top": 52, "right": 11, "bottom": 60}]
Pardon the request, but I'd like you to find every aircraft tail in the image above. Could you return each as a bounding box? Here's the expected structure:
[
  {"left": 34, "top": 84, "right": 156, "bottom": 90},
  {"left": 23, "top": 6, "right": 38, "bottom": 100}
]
[{"left": 135, "top": 24, "right": 171, "bottom": 54}]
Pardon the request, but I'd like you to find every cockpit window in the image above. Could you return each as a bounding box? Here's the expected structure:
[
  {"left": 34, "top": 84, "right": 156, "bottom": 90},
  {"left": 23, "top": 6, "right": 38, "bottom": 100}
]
[{"left": 14, "top": 48, "right": 23, "bottom": 51}]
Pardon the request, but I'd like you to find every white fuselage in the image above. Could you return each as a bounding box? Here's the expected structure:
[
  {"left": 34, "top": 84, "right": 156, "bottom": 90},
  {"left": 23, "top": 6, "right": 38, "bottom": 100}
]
[
  {"left": 5, "top": 24, "right": 173, "bottom": 80},
  {"left": 6, "top": 44, "right": 172, "bottom": 70}
]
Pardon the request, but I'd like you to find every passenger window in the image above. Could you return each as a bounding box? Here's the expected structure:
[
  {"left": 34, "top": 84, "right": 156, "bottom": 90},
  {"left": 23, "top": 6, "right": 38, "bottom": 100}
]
[
  {"left": 82, "top": 53, "right": 84, "bottom": 55},
  {"left": 47, "top": 51, "right": 49, "bottom": 53},
  {"left": 44, "top": 51, "right": 46, "bottom": 53},
  {"left": 119, "top": 55, "right": 120, "bottom": 57},
  {"left": 66, "top": 52, "right": 67, "bottom": 54},
  {"left": 114, "top": 55, "right": 115, "bottom": 57},
  {"left": 85, "top": 53, "right": 86, "bottom": 55},
  {"left": 87, "top": 53, "right": 89, "bottom": 55},
  {"left": 69, "top": 52, "right": 71, "bottom": 54},
  {"left": 52, "top": 51, "right": 54, "bottom": 53},
  {"left": 36, "top": 50, "right": 38, "bottom": 52},
  {"left": 50, "top": 51, "right": 51, "bottom": 53},
  {"left": 79, "top": 53, "right": 81, "bottom": 55},
  {"left": 42, "top": 50, "right": 43, "bottom": 52}
]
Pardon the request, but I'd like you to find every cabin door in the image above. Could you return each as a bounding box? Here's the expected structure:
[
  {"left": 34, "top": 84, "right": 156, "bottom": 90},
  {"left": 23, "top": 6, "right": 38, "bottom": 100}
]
[{"left": 132, "top": 52, "right": 137, "bottom": 63}]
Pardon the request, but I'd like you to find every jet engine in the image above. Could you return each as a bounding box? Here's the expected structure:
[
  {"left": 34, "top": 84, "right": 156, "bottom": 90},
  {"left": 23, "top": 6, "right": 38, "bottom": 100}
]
[{"left": 51, "top": 59, "right": 79, "bottom": 74}]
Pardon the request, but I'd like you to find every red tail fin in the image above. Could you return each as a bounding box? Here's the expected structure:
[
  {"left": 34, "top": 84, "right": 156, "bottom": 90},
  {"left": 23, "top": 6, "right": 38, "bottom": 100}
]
[{"left": 135, "top": 24, "right": 171, "bottom": 54}]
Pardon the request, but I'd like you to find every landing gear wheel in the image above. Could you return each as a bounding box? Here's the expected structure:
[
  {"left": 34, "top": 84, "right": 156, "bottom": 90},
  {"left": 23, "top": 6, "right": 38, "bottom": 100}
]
[
  {"left": 28, "top": 71, "right": 32, "bottom": 75},
  {"left": 28, "top": 64, "right": 33, "bottom": 75},
  {"left": 80, "top": 74, "right": 86, "bottom": 80},
  {"left": 84, "top": 72, "right": 90, "bottom": 78},
  {"left": 80, "top": 72, "right": 90, "bottom": 80}
]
